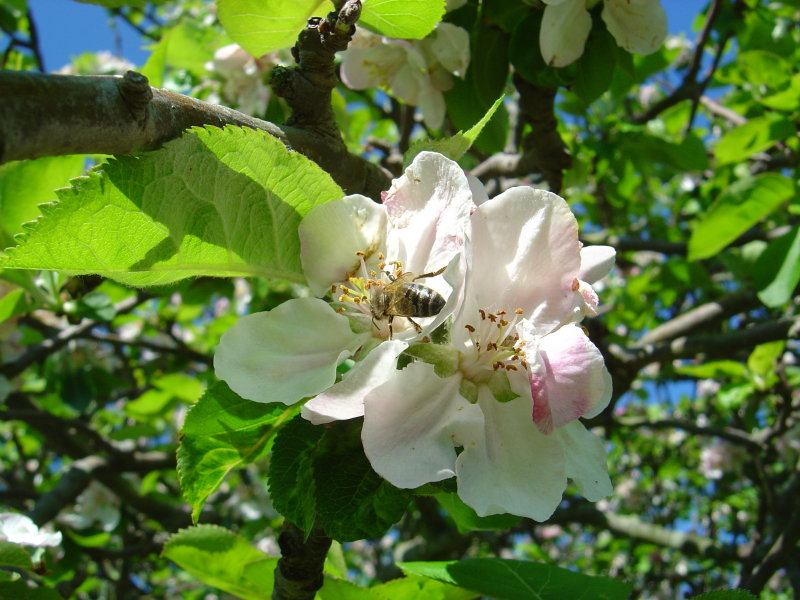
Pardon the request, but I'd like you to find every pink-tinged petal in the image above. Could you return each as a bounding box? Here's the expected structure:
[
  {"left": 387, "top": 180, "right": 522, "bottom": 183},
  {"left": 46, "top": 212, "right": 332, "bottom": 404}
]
[
  {"left": 383, "top": 151, "right": 474, "bottom": 276},
  {"left": 362, "top": 363, "right": 483, "bottom": 488},
  {"left": 540, "top": 0, "right": 592, "bottom": 67},
  {"left": 299, "top": 195, "right": 387, "bottom": 296},
  {"left": 301, "top": 340, "right": 408, "bottom": 424},
  {"left": 579, "top": 245, "right": 616, "bottom": 283},
  {"left": 456, "top": 388, "right": 567, "bottom": 521},
  {"left": 528, "top": 324, "right": 612, "bottom": 434},
  {"left": 557, "top": 421, "right": 613, "bottom": 501},
  {"left": 602, "top": 0, "right": 668, "bottom": 55},
  {"left": 214, "top": 298, "right": 367, "bottom": 405},
  {"left": 470, "top": 186, "right": 581, "bottom": 328}
]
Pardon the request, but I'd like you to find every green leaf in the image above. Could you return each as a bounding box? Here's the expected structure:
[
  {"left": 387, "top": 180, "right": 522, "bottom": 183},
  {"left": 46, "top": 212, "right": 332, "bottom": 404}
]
[
  {"left": 747, "top": 340, "right": 785, "bottom": 389},
  {"left": 470, "top": 25, "right": 509, "bottom": 108},
  {"left": 313, "top": 422, "right": 411, "bottom": 541},
  {"left": 403, "top": 96, "right": 504, "bottom": 166},
  {"left": 399, "top": 558, "right": 633, "bottom": 600},
  {"left": 0, "top": 126, "right": 343, "bottom": 286},
  {"left": 178, "top": 381, "right": 297, "bottom": 522},
  {"left": 509, "top": 12, "right": 576, "bottom": 88},
  {"left": 360, "top": 0, "right": 445, "bottom": 40},
  {"left": 217, "top": 0, "right": 328, "bottom": 55},
  {"left": 573, "top": 22, "right": 616, "bottom": 104},
  {"left": 444, "top": 77, "right": 509, "bottom": 155},
  {"left": 372, "top": 575, "right": 478, "bottom": 600},
  {"left": 714, "top": 114, "right": 796, "bottom": 165},
  {"left": 754, "top": 226, "right": 800, "bottom": 307},
  {"left": 0, "top": 287, "right": 32, "bottom": 324},
  {"left": 318, "top": 576, "right": 387, "bottom": 600},
  {"left": 0, "top": 581, "right": 62, "bottom": 600},
  {"left": 268, "top": 414, "right": 326, "bottom": 536},
  {"left": 0, "top": 541, "right": 32, "bottom": 570},
  {"left": 434, "top": 493, "right": 520, "bottom": 533},
  {"left": 675, "top": 360, "right": 748, "bottom": 380},
  {"left": 692, "top": 592, "right": 758, "bottom": 600},
  {"left": 141, "top": 20, "right": 220, "bottom": 87},
  {"left": 688, "top": 173, "right": 794, "bottom": 260},
  {"left": 0, "top": 155, "right": 85, "bottom": 246},
  {"left": 162, "top": 525, "right": 277, "bottom": 600}
]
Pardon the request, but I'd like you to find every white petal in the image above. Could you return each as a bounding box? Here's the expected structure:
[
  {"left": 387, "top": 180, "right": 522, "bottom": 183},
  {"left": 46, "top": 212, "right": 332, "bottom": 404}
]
[
  {"left": 456, "top": 388, "right": 567, "bottom": 521},
  {"left": 528, "top": 324, "right": 612, "bottom": 433},
  {"left": 299, "top": 195, "right": 387, "bottom": 296},
  {"left": 557, "top": 421, "right": 613, "bottom": 501},
  {"left": 340, "top": 43, "right": 406, "bottom": 90},
  {"left": 579, "top": 245, "right": 616, "bottom": 283},
  {"left": 0, "top": 513, "right": 62, "bottom": 547},
  {"left": 602, "top": 0, "right": 668, "bottom": 55},
  {"left": 301, "top": 340, "right": 408, "bottom": 424},
  {"left": 540, "top": 0, "right": 592, "bottom": 67},
  {"left": 469, "top": 186, "right": 582, "bottom": 330},
  {"left": 429, "top": 23, "right": 470, "bottom": 77},
  {"left": 362, "top": 362, "right": 483, "bottom": 488},
  {"left": 418, "top": 85, "right": 447, "bottom": 130},
  {"left": 214, "top": 298, "right": 367, "bottom": 405},
  {"left": 383, "top": 151, "right": 474, "bottom": 276}
]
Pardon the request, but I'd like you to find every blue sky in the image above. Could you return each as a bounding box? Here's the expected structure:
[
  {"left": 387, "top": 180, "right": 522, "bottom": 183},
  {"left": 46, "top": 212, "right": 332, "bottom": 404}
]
[{"left": 28, "top": 0, "right": 700, "bottom": 72}]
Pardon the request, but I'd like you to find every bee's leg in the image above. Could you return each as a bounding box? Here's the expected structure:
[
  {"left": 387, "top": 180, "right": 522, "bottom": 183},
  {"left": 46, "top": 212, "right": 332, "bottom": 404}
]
[
  {"left": 388, "top": 316, "right": 394, "bottom": 339},
  {"left": 407, "top": 317, "right": 423, "bottom": 333},
  {"left": 414, "top": 265, "right": 447, "bottom": 280}
]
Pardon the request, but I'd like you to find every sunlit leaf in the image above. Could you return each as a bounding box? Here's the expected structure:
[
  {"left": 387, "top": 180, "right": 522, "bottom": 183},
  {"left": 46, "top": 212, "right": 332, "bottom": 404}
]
[
  {"left": 0, "top": 126, "right": 343, "bottom": 286},
  {"left": 688, "top": 173, "right": 794, "bottom": 260},
  {"left": 162, "top": 525, "right": 277, "bottom": 600}
]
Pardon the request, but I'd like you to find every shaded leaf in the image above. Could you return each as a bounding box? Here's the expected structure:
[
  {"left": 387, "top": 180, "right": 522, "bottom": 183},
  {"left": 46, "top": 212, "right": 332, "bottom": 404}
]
[
  {"left": 754, "top": 226, "right": 800, "bottom": 307},
  {"left": 178, "top": 381, "right": 297, "bottom": 522},
  {"left": 399, "top": 558, "right": 633, "bottom": 600}
]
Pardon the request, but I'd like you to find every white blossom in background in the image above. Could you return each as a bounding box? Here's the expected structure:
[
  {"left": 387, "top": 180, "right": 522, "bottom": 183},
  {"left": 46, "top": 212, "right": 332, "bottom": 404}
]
[
  {"left": 54, "top": 51, "right": 136, "bottom": 75},
  {"left": 205, "top": 44, "right": 290, "bottom": 116},
  {"left": 215, "top": 152, "right": 474, "bottom": 407},
  {"left": 58, "top": 482, "right": 120, "bottom": 532},
  {"left": 540, "top": 0, "right": 668, "bottom": 67},
  {"left": 340, "top": 23, "right": 470, "bottom": 129},
  {"left": 0, "top": 513, "right": 62, "bottom": 547}
]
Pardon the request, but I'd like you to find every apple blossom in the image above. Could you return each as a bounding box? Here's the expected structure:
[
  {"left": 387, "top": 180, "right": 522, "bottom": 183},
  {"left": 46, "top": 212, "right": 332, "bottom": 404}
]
[
  {"left": 340, "top": 23, "right": 470, "bottom": 129},
  {"left": 540, "top": 0, "right": 668, "bottom": 67},
  {"left": 304, "top": 185, "right": 615, "bottom": 521},
  {"left": 214, "top": 151, "right": 474, "bottom": 406},
  {"left": 0, "top": 513, "right": 62, "bottom": 547},
  {"left": 204, "top": 44, "right": 290, "bottom": 116}
]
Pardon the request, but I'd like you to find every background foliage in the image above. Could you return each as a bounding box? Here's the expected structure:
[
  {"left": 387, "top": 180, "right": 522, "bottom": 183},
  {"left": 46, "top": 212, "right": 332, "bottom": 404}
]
[{"left": 0, "top": 0, "right": 798, "bottom": 599}]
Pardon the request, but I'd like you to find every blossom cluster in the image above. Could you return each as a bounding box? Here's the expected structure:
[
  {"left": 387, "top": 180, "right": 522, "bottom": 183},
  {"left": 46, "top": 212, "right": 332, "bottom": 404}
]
[
  {"left": 540, "top": 0, "right": 668, "bottom": 67},
  {"left": 340, "top": 22, "right": 470, "bottom": 129},
  {"left": 215, "top": 152, "right": 615, "bottom": 521}
]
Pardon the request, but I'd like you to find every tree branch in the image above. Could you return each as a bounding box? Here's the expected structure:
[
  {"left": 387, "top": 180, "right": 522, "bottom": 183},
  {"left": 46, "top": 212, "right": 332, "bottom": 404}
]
[
  {"left": 272, "top": 520, "right": 332, "bottom": 600},
  {"left": 0, "top": 69, "right": 390, "bottom": 200},
  {"left": 550, "top": 503, "right": 740, "bottom": 561},
  {"left": 612, "top": 318, "right": 800, "bottom": 370},
  {"left": 633, "top": 289, "right": 760, "bottom": 347}
]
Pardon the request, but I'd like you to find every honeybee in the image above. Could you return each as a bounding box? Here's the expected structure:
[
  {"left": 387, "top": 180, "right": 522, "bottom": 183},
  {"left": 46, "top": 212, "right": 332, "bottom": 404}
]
[{"left": 371, "top": 265, "right": 447, "bottom": 338}]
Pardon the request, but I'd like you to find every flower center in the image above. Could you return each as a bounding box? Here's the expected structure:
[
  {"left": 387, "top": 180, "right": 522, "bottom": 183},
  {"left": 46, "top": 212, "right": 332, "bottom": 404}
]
[
  {"left": 459, "top": 308, "right": 529, "bottom": 383},
  {"left": 333, "top": 252, "right": 415, "bottom": 338}
]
